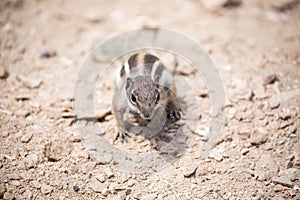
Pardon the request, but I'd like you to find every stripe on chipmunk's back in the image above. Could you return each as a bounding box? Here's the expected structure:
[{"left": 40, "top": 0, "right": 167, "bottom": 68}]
[
  {"left": 143, "top": 54, "right": 159, "bottom": 74},
  {"left": 153, "top": 63, "right": 164, "bottom": 81},
  {"left": 128, "top": 53, "right": 138, "bottom": 70},
  {"left": 144, "top": 54, "right": 159, "bottom": 65},
  {"left": 120, "top": 64, "right": 125, "bottom": 77},
  {"left": 122, "top": 53, "right": 160, "bottom": 77},
  {"left": 121, "top": 53, "right": 138, "bottom": 78}
]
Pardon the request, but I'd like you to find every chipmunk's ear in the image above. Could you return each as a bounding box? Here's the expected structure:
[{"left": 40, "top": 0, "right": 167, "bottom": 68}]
[{"left": 126, "top": 77, "right": 133, "bottom": 89}]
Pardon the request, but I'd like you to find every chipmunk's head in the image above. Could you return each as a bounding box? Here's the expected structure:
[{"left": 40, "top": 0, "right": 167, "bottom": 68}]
[{"left": 126, "top": 76, "right": 161, "bottom": 121}]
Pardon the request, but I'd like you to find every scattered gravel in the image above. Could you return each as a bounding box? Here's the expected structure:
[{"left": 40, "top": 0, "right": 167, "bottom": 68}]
[
  {"left": 23, "top": 154, "right": 39, "bottom": 169},
  {"left": 0, "top": 184, "right": 6, "bottom": 199},
  {"left": 140, "top": 193, "right": 157, "bottom": 200},
  {"left": 272, "top": 176, "right": 293, "bottom": 187},
  {"left": 0, "top": 0, "right": 299, "bottom": 199},
  {"left": 250, "top": 127, "right": 268, "bottom": 145},
  {"left": 41, "top": 184, "right": 53, "bottom": 194}
]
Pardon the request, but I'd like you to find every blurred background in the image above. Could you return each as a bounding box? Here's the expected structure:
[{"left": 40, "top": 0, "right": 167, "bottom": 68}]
[{"left": 0, "top": 0, "right": 299, "bottom": 199}]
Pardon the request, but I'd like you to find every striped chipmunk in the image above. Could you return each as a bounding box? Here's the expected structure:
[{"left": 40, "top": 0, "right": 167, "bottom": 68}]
[{"left": 112, "top": 53, "right": 181, "bottom": 141}]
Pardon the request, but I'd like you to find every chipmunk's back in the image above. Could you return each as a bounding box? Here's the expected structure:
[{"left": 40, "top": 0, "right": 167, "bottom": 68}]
[{"left": 115, "top": 53, "right": 173, "bottom": 90}]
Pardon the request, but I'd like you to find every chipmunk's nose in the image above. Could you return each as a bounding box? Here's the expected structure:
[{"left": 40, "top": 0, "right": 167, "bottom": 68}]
[
  {"left": 142, "top": 108, "right": 152, "bottom": 121},
  {"left": 143, "top": 114, "right": 151, "bottom": 121}
]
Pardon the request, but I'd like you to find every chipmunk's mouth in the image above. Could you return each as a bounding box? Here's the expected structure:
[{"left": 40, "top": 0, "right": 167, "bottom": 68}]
[{"left": 140, "top": 114, "right": 152, "bottom": 122}]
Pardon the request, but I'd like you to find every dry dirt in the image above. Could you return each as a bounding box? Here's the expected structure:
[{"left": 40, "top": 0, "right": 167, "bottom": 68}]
[{"left": 1, "top": 0, "right": 300, "bottom": 199}]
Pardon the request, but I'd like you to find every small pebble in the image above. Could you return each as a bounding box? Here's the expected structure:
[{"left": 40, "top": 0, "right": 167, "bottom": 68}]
[
  {"left": 209, "top": 149, "right": 224, "bottom": 162},
  {"left": 275, "top": 0, "right": 300, "bottom": 12},
  {"left": 198, "top": 89, "right": 209, "bottom": 98},
  {"left": 183, "top": 165, "right": 198, "bottom": 177},
  {"left": 104, "top": 167, "right": 114, "bottom": 178},
  {"left": 284, "top": 168, "right": 300, "bottom": 181},
  {"left": 84, "top": 12, "right": 103, "bottom": 23},
  {"left": 140, "top": 193, "right": 157, "bottom": 200},
  {"left": 21, "top": 190, "right": 32, "bottom": 199},
  {"left": 30, "top": 180, "right": 41, "bottom": 189},
  {"left": 273, "top": 184, "right": 284, "bottom": 192},
  {"left": 61, "top": 112, "right": 75, "bottom": 118},
  {"left": 238, "top": 127, "right": 252, "bottom": 139},
  {"left": 127, "top": 179, "right": 135, "bottom": 187},
  {"left": 16, "top": 109, "right": 30, "bottom": 118},
  {"left": 294, "top": 185, "right": 300, "bottom": 191},
  {"left": 70, "top": 136, "right": 81, "bottom": 143},
  {"left": 21, "top": 132, "right": 33, "bottom": 143},
  {"left": 24, "top": 154, "right": 39, "bottom": 169},
  {"left": 272, "top": 176, "right": 293, "bottom": 187},
  {"left": 279, "top": 108, "right": 291, "bottom": 120},
  {"left": 288, "top": 188, "right": 296, "bottom": 197},
  {"left": 253, "top": 85, "right": 268, "bottom": 99},
  {"left": 96, "top": 174, "right": 106, "bottom": 183},
  {"left": 241, "top": 148, "right": 250, "bottom": 155},
  {"left": 0, "top": 184, "right": 6, "bottom": 199},
  {"left": 250, "top": 128, "right": 267, "bottom": 145},
  {"left": 111, "top": 183, "right": 126, "bottom": 191},
  {"left": 120, "top": 174, "right": 131, "bottom": 183},
  {"left": 41, "top": 49, "right": 56, "bottom": 58},
  {"left": 10, "top": 180, "right": 20, "bottom": 187},
  {"left": 15, "top": 92, "right": 31, "bottom": 101},
  {"left": 3, "top": 192, "right": 14, "bottom": 200},
  {"left": 8, "top": 174, "right": 20, "bottom": 180},
  {"left": 101, "top": 188, "right": 111, "bottom": 196},
  {"left": 177, "top": 64, "right": 196, "bottom": 76},
  {"left": 117, "top": 194, "right": 127, "bottom": 200},
  {"left": 1, "top": 131, "right": 9, "bottom": 138},
  {"left": 125, "top": 189, "right": 132, "bottom": 195},
  {"left": 41, "top": 184, "right": 53, "bottom": 194},
  {"left": 264, "top": 73, "right": 278, "bottom": 85},
  {"left": 269, "top": 98, "right": 280, "bottom": 109},
  {"left": 69, "top": 164, "right": 79, "bottom": 173},
  {"left": 202, "top": 0, "right": 237, "bottom": 11},
  {"left": 90, "top": 180, "right": 107, "bottom": 193},
  {"left": 0, "top": 60, "right": 7, "bottom": 79},
  {"left": 16, "top": 75, "right": 42, "bottom": 89},
  {"left": 234, "top": 87, "right": 253, "bottom": 101},
  {"left": 73, "top": 185, "right": 80, "bottom": 192},
  {"left": 223, "top": 0, "right": 241, "bottom": 8},
  {"left": 257, "top": 171, "right": 271, "bottom": 181}
]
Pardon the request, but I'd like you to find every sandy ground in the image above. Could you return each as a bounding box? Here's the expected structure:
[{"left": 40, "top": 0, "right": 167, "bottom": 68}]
[{"left": 0, "top": 0, "right": 300, "bottom": 199}]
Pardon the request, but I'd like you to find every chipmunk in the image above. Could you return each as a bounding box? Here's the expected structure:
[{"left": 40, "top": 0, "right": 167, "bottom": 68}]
[{"left": 112, "top": 53, "right": 181, "bottom": 141}]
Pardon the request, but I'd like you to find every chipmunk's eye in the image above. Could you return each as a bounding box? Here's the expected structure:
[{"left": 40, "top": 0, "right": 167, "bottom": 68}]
[
  {"left": 155, "top": 93, "right": 160, "bottom": 104},
  {"left": 131, "top": 94, "right": 137, "bottom": 104}
]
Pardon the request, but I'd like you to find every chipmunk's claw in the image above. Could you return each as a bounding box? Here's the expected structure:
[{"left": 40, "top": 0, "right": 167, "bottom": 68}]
[
  {"left": 114, "top": 131, "right": 131, "bottom": 143},
  {"left": 166, "top": 110, "right": 181, "bottom": 121}
]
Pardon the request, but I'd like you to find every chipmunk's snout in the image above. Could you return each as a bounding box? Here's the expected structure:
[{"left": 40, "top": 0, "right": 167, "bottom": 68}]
[
  {"left": 143, "top": 116, "right": 152, "bottom": 123},
  {"left": 144, "top": 113, "right": 150, "bottom": 118},
  {"left": 140, "top": 109, "right": 153, "bottom": 121},
  {"left": 142, "top": 112, "right": 151, "bottom": 119}
]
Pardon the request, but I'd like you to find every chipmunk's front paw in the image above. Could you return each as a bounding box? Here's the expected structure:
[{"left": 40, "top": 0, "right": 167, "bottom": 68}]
[
  {"left": 166, "top": 110, "right": 181, "bottom": 121},
  {"left": 114, "top": 131, "right": 131, "bottom": 143}
]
